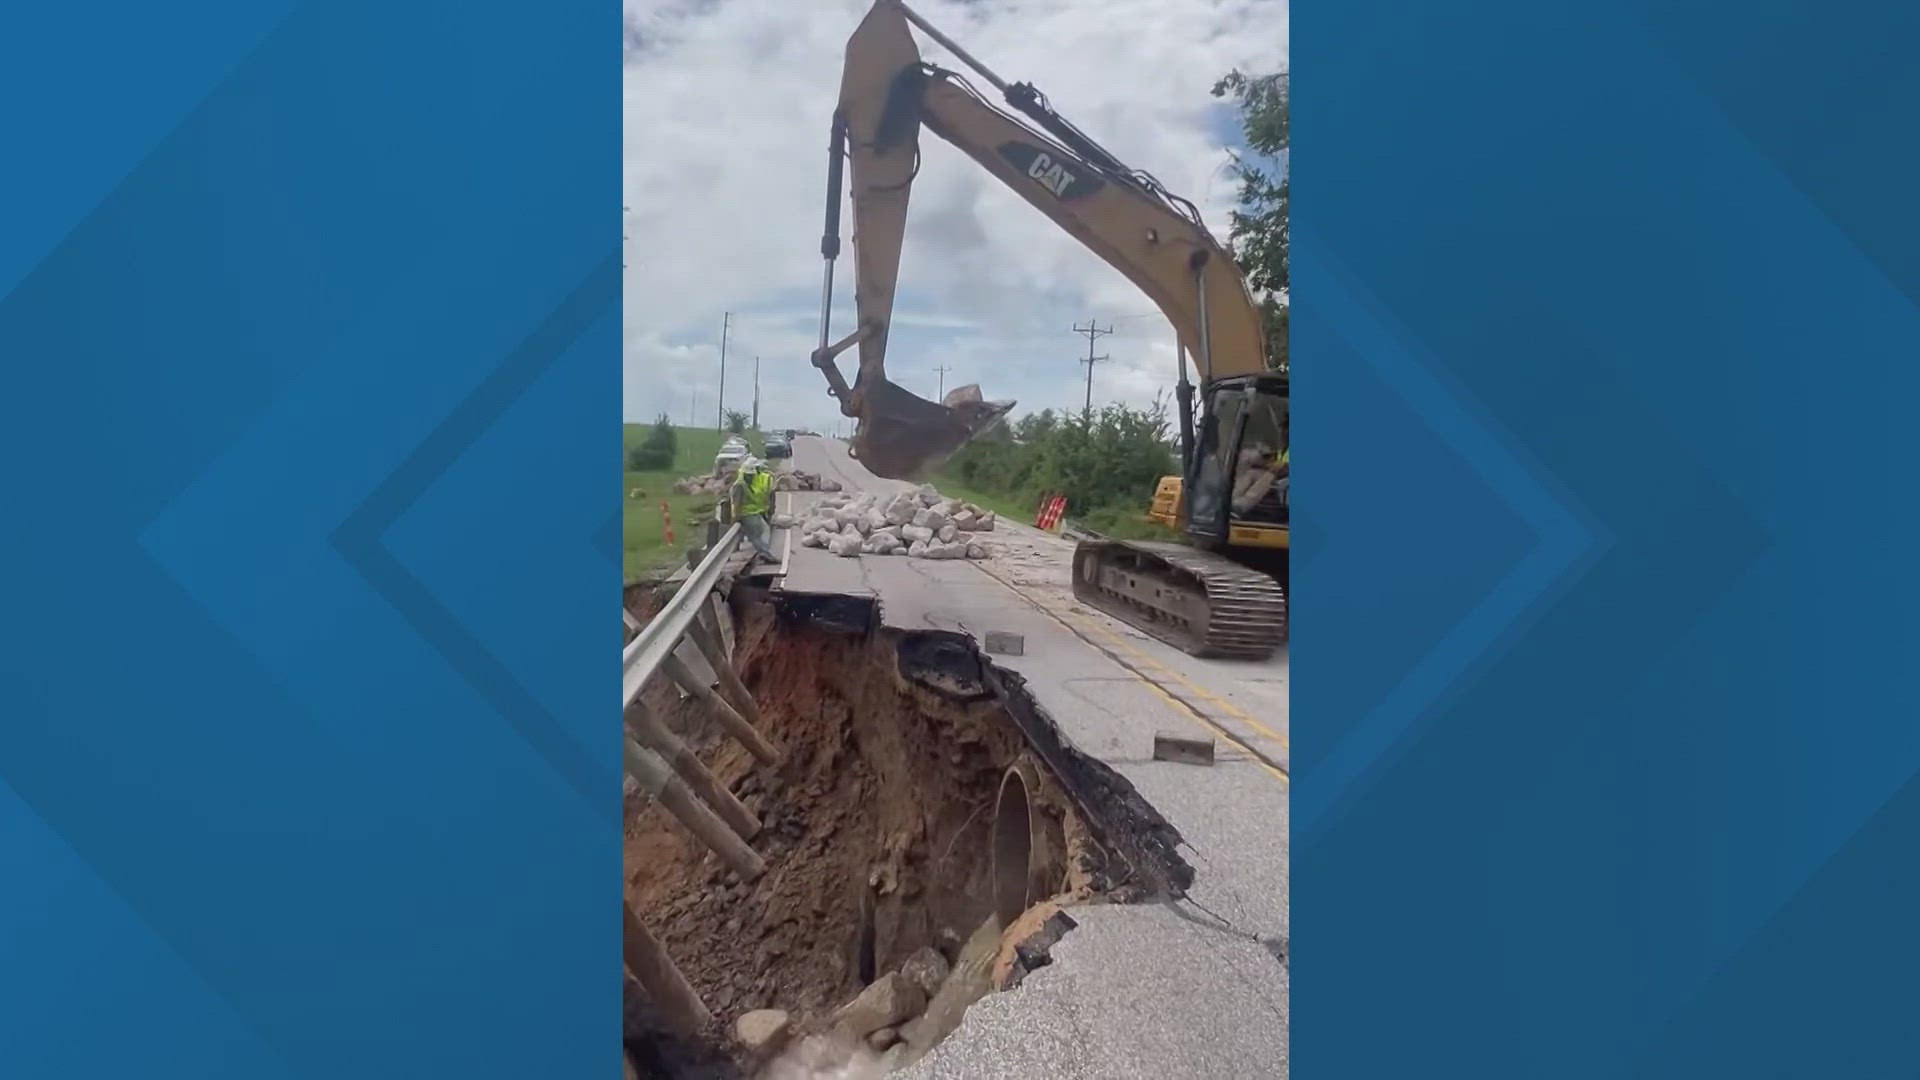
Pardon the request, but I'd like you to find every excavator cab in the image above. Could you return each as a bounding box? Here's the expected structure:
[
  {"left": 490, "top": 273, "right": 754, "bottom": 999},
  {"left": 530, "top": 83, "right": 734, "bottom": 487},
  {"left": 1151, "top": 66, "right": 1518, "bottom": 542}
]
[{"left": 1187, "top": 375, "right": 1290, "bottom": 545}]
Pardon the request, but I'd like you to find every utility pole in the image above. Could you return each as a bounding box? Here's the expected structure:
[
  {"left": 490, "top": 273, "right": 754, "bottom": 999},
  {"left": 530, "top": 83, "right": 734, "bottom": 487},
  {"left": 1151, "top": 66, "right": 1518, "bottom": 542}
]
[
  {"left": 933, "top": 364, "right": 952, "bottom": 400},
  {"left": 1072, "top": 320, "right": 1113, "bottom": 415},
  {"left": 752, "top": 356, "right": 760, "bottom": 431},
  {"left": 716, "top": 311, "right": 730, "bottom": 431}
]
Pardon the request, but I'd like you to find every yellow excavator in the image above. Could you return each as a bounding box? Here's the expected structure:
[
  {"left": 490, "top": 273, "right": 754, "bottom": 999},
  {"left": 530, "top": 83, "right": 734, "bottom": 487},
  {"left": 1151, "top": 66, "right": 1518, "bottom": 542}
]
[{"left": 809, "top": 0, "right": 1288, "bottom": 659}]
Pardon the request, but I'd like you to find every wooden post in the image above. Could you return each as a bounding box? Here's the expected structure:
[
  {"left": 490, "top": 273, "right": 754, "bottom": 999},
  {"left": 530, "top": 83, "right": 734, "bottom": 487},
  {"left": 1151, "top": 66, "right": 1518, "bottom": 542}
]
[
  {"left": 626, "top": 737, "right": 765, "bottom": 880},
  {"left": 687, "top": 611, "right": 766, "bottom": 732},
  {"left": 627, "top": 699, "right": 760, "bottom": 840},
  {"left": 660, "top": 652, "right": 778, "bottom": 765},
  {"left": 623, "top": 902, "right": 710, "bottom": 1035}
]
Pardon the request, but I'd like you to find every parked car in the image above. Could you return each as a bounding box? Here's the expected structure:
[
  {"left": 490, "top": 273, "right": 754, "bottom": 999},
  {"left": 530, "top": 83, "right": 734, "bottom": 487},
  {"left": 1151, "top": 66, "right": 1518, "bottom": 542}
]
[{"left": 713, "top": 436, "right": 749, "bottom": 476}]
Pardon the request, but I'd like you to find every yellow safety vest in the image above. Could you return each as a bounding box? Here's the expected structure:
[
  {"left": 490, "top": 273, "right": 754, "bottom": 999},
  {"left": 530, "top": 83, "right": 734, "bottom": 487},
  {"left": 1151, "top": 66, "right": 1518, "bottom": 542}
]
[{"left": 737, "top": 468, "right": 773, "bottom": 517}]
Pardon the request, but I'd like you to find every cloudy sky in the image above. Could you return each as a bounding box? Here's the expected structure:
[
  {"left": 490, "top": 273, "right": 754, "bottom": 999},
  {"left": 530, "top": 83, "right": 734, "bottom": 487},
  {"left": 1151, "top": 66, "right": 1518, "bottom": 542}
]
[{"left": 624, "top": 0, "right": 1287, "bottom": 431}]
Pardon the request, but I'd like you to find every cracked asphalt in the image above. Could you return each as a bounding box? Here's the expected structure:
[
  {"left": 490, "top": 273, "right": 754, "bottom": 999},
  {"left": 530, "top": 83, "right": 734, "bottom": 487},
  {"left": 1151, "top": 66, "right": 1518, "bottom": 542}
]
[{"left": 772, "top": 436, "right": 1288, "bottom": 1079}]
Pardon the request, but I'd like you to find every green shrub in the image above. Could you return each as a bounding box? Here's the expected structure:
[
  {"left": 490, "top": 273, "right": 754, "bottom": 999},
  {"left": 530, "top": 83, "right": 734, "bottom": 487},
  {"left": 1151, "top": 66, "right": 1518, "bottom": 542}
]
[
  {"left": 643, "top": 413, "right": 677, "bottom": 457},
  {"left": 944, "top": 398, "right": 1178, "bottom": 524},
  {"left": 628, "top": 445, "right": 673, "bottom": 471}
]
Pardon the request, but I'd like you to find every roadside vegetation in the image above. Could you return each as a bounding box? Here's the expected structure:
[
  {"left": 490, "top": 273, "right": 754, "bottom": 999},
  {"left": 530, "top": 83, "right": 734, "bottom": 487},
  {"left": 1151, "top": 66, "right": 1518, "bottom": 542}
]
[
  {"left": 624, "top": 421, "right": 762, "bottom": 581},
  {"left": 937, "top": 401, "right": 1184, "bottom": 541}
]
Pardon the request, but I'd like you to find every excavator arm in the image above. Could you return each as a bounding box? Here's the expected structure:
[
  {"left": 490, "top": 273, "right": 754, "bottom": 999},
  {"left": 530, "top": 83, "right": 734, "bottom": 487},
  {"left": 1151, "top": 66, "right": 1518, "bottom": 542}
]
[{"left": 813, "top": 0, "right": 1270, "bottom": 479}]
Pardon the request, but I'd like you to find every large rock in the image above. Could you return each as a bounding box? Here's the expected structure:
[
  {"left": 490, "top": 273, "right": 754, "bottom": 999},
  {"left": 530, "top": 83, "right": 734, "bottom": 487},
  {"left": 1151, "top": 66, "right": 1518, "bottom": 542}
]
[
  {"left": 965, "top": 543, "right": 990, "bottom": 560},
  {"left": 801, "top": 531, "right": 827, "bottom": 549},
  {"left": 976, "top": 512, "right": 996, "bottom": 531},
  {"left": 884, "top": 493, "right": 919, "bottom": 525},
  {"left": 898, "top": 916, "right": 1002, "bottom": 1066},
  {"left": 863, "top": 508, "right": 888, "bottom": 534},
  {"left": 829, "top": 533, "right": 864, "bottom": 557},
  {"left": 900, "top": 524, "right": 934, "bottom": 544},
  {"left": 833, "top": 972, "right": 926, "bottom": 1038},
  {"left": 939, "top": 498, "right": 963, "bottom": 517},
  {"left": 907, "top": 540, "right": 929, "bottom": 558},
  {"left": 819, "top": 479, "right": 843, "bottom": 492},
  {"left": 734, "top": 1009, "right": 792, "bottom": 1054},
  {"left": 951, "top": 510, "right": 978, "bottom": 531},
  {"left": 916, "top": 486, "right": 942, "bottom": 507},
  {"left": 923, "top": 540, "right": 968, "bottom": 560},
  {"left": 899, "top": 946, "right": 951, "bottom": 1000},
  {"left": 937, "top": 524, "right": 958, "bottom": 544}
]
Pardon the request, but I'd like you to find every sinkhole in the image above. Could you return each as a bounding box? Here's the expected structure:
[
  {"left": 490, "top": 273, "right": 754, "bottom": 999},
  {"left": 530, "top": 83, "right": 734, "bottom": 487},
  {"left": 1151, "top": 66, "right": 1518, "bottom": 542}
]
[{"left": 623, "top": 588, "right": 1191, "bottom": 1077}]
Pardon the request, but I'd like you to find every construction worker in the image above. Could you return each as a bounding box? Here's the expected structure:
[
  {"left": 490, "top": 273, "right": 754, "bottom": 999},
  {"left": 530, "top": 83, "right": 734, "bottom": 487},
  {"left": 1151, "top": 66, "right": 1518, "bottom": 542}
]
[{"left": 729, "top": 456, "right": 779, "bottom": 565}]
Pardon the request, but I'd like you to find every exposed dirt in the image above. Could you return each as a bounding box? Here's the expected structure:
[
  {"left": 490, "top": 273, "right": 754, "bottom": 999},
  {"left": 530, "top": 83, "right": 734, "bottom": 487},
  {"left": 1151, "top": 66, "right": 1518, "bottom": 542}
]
[{"left": 624, "top": 590, "right": 1191, "bottom": 1073}]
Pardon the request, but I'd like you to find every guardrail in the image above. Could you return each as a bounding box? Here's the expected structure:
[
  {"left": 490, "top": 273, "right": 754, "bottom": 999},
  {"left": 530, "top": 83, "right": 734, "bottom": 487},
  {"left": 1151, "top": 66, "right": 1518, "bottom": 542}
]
[{"left": 621, "top": 509, "right": 783, "bottom": 1036}]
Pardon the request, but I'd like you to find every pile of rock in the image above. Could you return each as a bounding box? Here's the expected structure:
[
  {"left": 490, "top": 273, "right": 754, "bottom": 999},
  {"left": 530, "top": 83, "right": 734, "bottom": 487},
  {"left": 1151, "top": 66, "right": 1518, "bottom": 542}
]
[
  {"left": 671, "top": 469, "right": 843, "bottom": 496},
  {"left": 834, "top": 962, "right": 934, "bottom": 1057},
  {"left": 743, "top": 916, "right": 1005, "bottom": 1077},
  {"left": 670, "top": 473, "right": 729, "bottom": 496},
  {"left": 795, "top": 485, "right": 998, "bottom": 560},
  {"left": 775, "top": 470, "right": 842, "bottom": 493}
]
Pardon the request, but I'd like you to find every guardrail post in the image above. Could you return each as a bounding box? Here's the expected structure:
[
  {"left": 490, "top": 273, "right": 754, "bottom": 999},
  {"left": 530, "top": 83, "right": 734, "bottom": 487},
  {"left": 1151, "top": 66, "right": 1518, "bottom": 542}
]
[
  {"left": 660, "top": 650, "right": 778, "bottom": 765},
  {"left": 627, "top": 699, "right": 760, "bottom": 840},
  {"left": 625, "top": 737, "right": 766, "bottom": 881},
  {"left": 623, "top": 901, "right": 710, "bottom": 1035},
  {"left": 687, "top": 611, "right": 766, "bottom": 733}
]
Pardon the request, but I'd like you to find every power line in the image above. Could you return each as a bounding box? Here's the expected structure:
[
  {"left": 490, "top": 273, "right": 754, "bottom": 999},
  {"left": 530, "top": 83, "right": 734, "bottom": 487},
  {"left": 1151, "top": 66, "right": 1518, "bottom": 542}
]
[
  {"left": 1072, "top": 320, "right": 1113, "bottom": 415},
  {"left": 933, "top": 364, "right": 952, "bottom": 400}
]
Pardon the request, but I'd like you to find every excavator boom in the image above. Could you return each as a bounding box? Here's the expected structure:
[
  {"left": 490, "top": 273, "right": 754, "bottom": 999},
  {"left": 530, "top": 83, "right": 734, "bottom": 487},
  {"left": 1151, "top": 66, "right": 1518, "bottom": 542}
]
[{"left": 812, "top": 0, "right": 1268, "bottom": 479}]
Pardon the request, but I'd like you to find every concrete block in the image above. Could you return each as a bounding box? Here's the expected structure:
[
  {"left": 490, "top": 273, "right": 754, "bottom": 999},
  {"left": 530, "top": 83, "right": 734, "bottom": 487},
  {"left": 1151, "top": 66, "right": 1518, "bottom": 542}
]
[
  {"left": 984, "top": 631, "right": 1024, "bottom": 656},
  {"left": 1152, "top": 731, "right": 1215, "bottom": 766}
]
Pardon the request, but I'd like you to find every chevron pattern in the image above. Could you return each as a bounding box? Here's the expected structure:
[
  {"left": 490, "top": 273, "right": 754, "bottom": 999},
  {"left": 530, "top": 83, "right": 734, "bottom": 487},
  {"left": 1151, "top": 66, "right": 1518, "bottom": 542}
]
[
  {"left": 1294, "top": 0, "right": 1920, "bottom": 1074},
  {"left": 0, "top": 1, "right": 616, "bottom": 1076}
]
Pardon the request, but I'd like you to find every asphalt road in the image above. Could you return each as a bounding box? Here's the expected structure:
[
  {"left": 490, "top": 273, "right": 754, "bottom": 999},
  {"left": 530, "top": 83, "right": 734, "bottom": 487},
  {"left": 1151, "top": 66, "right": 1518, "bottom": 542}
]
[{"left": 774, "top": 436, "right": 1289, "bottom": 1079}]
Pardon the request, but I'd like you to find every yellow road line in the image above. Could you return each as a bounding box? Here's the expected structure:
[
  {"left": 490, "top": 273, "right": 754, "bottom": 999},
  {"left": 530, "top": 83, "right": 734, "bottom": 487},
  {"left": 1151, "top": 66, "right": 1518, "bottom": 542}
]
[
  {"left": 1057, "top": 611, "right": 1289, "bottom": 786},
  {"left": 1075, "top": 616, "right": 1290, "bottom": 749},
  {"left": 968, "top": 561, "right": 1287, "bottom": 786}
]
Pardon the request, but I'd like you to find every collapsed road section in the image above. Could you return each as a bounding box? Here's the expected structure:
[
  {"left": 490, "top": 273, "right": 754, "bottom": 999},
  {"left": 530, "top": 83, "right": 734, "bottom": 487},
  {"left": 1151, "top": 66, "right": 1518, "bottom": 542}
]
[{"left": 624, "top": 582, "right": 1192, "bottom": 1077}]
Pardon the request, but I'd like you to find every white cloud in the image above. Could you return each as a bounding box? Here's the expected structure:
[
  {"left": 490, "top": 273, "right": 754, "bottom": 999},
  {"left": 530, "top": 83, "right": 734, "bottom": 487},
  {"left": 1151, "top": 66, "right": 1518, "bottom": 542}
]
[{"left": 625, "top": 0, "right": 1287, "bottom": 428}]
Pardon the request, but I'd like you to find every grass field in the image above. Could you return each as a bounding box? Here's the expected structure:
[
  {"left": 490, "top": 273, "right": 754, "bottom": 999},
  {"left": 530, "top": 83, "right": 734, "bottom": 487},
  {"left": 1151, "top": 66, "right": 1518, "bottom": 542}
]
[{"left": 623, "top": 425, "right": 761, "bottom": 583}]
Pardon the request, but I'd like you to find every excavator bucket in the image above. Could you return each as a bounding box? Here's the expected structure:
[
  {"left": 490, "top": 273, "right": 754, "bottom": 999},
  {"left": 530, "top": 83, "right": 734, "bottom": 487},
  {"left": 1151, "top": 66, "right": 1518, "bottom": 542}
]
[{"left": 850, "top": 378, "right": 1013, "bottom": 479}]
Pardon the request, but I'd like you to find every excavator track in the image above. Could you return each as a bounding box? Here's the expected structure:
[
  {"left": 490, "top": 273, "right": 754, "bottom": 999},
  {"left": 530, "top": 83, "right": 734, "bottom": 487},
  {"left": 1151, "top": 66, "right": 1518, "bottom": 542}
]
[{"left": 1071, "top": 539, "right": 1287, "bottom": 660}]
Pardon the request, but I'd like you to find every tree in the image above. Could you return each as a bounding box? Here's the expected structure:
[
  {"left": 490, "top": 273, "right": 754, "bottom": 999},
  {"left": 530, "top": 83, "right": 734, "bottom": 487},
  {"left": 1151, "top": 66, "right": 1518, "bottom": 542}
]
[
  {"left": 723, "top": 409, "right": 749, "bottom": 434},
  {"left": 628, "top": 413, "right": 679, "bottom": 471},
  {"left": 646, "top": 413, "right": 677, "bottom": 458},
  {"left": 1213, "top": 70, "right": 1288, "bottom": 371}
]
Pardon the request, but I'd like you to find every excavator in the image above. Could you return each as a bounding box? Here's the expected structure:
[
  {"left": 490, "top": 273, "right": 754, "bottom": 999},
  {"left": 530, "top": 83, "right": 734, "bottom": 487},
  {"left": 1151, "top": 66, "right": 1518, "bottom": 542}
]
[{"left": 808, "top": 0, "right": 1288, "bottom": 659}]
